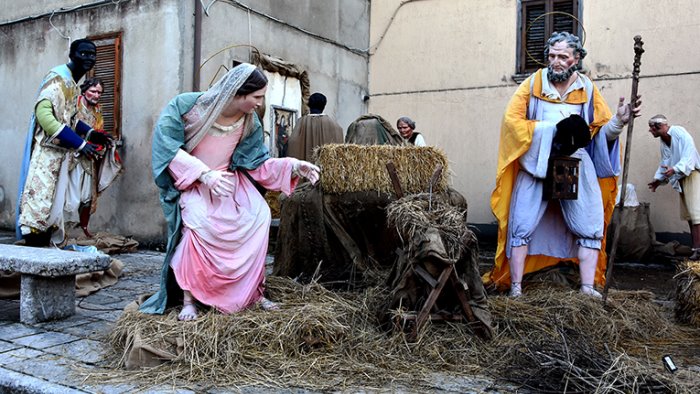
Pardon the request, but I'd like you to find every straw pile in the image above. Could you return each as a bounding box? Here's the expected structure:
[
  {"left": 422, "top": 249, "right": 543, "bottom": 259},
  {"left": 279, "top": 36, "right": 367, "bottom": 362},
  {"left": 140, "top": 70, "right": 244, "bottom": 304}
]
[
  {"left": 99, "top": 278, "right": 700, "bottom": 392},
  {"left": 386, "top": 193, "right": 470, "bottom": 261},
  {"left": 675, "top": 261, "right": 700, "bottom": 327},
  {"left": 316, "top": 144, "right": 449, "bottom": 194}
]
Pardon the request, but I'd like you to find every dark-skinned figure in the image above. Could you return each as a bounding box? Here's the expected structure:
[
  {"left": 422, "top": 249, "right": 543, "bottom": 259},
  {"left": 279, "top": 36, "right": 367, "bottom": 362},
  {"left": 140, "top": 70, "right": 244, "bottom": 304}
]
[{"left": 16, "top": 38, "right": 114, "bottom": 246}]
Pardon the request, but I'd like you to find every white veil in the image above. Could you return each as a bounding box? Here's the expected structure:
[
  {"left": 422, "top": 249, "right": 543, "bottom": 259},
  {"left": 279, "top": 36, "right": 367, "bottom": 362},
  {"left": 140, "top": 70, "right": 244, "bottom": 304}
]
[{"left": 182, "top": 63, "right": 257, "bottom": 152}]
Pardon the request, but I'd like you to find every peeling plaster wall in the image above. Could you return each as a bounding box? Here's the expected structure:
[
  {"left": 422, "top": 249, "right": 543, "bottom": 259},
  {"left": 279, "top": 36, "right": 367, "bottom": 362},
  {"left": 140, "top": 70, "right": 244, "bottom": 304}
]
[
  {"left": 197, "top": 0, "right": 369, "bottom": 131},
  {"left": 0, "top": 0, "right": 189, "bottom": 243}
]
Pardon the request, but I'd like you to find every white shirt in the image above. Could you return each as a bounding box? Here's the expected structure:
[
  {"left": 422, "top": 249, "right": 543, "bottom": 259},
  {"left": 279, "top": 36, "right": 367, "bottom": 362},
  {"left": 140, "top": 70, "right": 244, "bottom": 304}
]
[
  {"left": 412, "top": 133, "right": 426, "bottom": 146},
  {"left": 655, "top": 125, "right": 700, "bottom": 192}
]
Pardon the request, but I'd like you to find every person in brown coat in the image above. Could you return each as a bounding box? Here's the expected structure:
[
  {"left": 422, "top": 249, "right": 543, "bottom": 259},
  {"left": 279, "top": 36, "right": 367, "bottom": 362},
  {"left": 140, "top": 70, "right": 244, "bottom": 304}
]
[{"left": 287, "top": 92, "right": 343, "bottom": 161}]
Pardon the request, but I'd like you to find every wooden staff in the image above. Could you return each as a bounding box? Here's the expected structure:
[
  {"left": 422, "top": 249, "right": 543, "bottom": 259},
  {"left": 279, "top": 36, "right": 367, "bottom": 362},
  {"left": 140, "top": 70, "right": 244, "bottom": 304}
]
[{"left": 603, "top": 36, "right": 645, "bottom": 302}]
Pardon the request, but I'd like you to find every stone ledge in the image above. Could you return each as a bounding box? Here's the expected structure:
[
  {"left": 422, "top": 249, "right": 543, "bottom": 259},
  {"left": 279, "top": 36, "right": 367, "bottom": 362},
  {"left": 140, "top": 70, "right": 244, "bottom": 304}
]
[{"left": 0, "top": 244, "right": 111, "bottom": 276}]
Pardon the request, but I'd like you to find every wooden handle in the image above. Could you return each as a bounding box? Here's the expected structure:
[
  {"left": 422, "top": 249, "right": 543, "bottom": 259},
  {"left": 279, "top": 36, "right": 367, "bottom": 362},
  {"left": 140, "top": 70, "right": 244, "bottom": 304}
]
[{"left": 603, "top": 35, "right": 645, "bottom": 302}]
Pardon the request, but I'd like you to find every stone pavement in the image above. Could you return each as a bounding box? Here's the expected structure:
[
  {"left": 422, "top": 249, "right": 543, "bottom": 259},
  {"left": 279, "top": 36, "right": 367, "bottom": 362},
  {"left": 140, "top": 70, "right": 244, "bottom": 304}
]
[{"left": 0, "top": 231, "right": 506, "bottom": 393}]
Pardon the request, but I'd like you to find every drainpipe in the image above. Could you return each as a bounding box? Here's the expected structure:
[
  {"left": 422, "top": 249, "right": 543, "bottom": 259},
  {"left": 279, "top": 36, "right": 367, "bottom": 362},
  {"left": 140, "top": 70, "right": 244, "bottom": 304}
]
[{"left": 193, "top": 0, "right": 202, "bottom": 91}]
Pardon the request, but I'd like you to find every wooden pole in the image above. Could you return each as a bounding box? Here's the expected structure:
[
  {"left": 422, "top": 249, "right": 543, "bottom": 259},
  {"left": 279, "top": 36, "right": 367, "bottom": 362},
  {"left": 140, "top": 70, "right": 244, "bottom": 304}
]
[{"left": 602, "top": 36, "right": 645, "bottom": 302}]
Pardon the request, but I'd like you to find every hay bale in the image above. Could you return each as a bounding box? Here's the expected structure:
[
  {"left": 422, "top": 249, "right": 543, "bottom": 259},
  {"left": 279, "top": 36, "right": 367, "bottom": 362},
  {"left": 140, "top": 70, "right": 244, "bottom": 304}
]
[
  {"left": 317, "top": 144, "right": 449, "bottom": 194},
  {"left": 264, "top": 191, "right": 281, "bottom": 218},
  {"left": 676, "top": 261, "right": 700, "bottom": 327}
]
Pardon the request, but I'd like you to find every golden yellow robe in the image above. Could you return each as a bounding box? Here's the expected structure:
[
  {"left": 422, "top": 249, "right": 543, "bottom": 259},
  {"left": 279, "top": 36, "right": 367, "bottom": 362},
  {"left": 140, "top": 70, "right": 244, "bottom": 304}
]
[{"left": 484, "top": 69, "right": 618, "bottom": 291}]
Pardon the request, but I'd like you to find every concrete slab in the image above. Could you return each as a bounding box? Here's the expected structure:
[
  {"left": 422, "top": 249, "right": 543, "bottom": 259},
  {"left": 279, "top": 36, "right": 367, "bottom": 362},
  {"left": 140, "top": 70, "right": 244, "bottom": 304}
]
[
  {"left": 12, "top": 331, "right": 81, "bottom": 350},
  {"left": 46, "top": 338, "right": 106, "bottom": 365},
  {"left": 0, "top": 347, "right": 44, "bottom": 366},
  {"left": 90, "top": 310, "right": 123, "bottom": 322},
  {"left": 81, "top": 292, "right": 126, "bottom": 306},
  {"left": 21, "top": 274, "right": 78, "bottom": 323},
  {"left": 10, "top": 353, "right": 94, "bottom": 389},
  {"left": 0, "top": 366, "right": 88, "bottom": 394},
  {"left": 84, "top": 382, "right": 139, "bottom": 394},
  {"left": 59, "top": 319, "right": 114, "bottom": 339},
  {"left": 0, "top": 244, "right": 113, "bottom": 324},
  {"left": 0, "top": 339, "right": 19, "bottom": 353},
  {"left": 0, "top": 322, "right": 45, "bottom": 340},
  {"left": 35, "top": 313, "right": 99, "bottom": 331}
]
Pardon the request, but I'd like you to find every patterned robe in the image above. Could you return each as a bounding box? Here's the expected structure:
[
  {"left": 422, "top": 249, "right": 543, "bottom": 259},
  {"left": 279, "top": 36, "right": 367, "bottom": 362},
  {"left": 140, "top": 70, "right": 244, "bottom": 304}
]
[{"left": 17, "top": 65, "right": 81, "bottom": 242}]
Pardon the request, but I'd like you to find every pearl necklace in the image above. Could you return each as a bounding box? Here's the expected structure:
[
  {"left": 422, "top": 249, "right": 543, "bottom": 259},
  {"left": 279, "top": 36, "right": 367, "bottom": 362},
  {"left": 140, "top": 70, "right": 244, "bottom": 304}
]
[{"left": 210, "top": 116, "right": 245, "bottom": 136}]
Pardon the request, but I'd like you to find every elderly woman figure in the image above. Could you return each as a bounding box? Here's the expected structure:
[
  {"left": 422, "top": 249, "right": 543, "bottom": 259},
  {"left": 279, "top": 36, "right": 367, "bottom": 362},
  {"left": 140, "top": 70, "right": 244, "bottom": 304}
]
[
  {"left": 140, "top": 64, "right": 319, "bottom": 321},
  {"left": 396, "top": 116, "right": 426, "bottom": 146}
]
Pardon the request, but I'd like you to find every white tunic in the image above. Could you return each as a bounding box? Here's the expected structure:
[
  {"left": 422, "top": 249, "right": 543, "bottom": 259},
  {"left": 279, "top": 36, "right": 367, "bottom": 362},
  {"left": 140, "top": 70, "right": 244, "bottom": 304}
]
[{"left": 654, "top": 125, "right": 700, "bottom": 192}]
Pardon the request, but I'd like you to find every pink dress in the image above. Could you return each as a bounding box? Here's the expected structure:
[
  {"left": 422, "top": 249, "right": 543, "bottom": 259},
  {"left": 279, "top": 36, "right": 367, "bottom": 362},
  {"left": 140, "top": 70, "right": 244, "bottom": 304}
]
[{"left": 166, "top": 124, "right": 298, "bottom": 313}]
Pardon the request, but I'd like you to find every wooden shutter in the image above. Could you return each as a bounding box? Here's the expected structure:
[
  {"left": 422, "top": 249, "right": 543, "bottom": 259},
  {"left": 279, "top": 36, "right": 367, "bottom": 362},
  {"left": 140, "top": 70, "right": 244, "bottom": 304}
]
[
  {"left": 552, "top": 0, "right": 576, "bottom": 34},
  {"left": 87, "top": 32, "right": 122, "bottom": 139},
  {"left": 519, "top": 0, "right": 579, "bottom": 74},
  {"left": 522, "top": 1, "right": 547, "bottom": 72}
]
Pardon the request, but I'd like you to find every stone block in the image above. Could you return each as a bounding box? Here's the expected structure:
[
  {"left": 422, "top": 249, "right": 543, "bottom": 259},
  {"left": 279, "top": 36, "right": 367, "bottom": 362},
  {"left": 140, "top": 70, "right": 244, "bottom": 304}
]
[
  {"left": 0, "top": 244, "right": 111, "bottom": 276},
  {"left": 20, "top": 274, "right": 76, "bottom": 324}
]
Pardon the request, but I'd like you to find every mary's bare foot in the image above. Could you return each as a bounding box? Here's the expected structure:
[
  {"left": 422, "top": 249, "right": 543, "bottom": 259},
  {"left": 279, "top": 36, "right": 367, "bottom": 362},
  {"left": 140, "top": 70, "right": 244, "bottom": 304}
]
[
  {"left": 178, "top": 302, "right": 198, "bottom": 321},
  {"left": 260, "top": 297, "right": 280, "bottom": 311}
]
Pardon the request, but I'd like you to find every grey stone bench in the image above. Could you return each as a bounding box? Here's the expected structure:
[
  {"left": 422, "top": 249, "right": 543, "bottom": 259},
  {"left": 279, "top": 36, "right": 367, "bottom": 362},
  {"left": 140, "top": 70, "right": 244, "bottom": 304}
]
[{"left": 0, "top": 244, "right": 111, "bottom": 324}]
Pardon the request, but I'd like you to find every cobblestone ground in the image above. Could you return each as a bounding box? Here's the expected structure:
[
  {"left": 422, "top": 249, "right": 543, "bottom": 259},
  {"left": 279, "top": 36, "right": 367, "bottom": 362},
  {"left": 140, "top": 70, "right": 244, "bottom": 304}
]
[{"left": 0, "top": 231, "right": 511, "bottom": 393}]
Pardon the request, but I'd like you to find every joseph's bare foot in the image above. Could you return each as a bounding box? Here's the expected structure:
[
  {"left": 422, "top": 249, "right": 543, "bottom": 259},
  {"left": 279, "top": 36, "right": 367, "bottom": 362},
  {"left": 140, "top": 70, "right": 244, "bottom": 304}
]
[
  {"left": 690, "top": 248, "right": 700, "bottom": 261},
  {"left": 178, "top": 303, "right": 198, "bottom": 321},
  {"left": 580, "top": 284, "right": 602, "bottom": 298},
  {"left": 509, "top": 282, "right": 522, "bottom": 298}
]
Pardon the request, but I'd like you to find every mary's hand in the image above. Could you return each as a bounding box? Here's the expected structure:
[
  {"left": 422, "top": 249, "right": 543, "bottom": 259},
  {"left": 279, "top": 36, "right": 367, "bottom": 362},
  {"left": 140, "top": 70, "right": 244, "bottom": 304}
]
[
  {"left": 293, "top": 160, "right": 321, "bottom": 185},
  {"left": 199, "top": 170, "right": 237, "bottom": 197}
]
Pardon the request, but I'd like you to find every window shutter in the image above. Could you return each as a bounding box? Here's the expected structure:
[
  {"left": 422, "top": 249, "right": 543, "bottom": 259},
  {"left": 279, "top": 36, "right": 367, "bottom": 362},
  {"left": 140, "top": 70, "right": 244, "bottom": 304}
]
[
  {"left": 553, "top": 0, "right": 576, "bottom": 35},
  {"left": 87, "top": 33, "right": 122, "bottom": 139},
  {"left": 524, "top": 2, "right": 547, "bottom": 71},
  {"left": 519, "top": 0, "right": 579, "bottom": 74}
]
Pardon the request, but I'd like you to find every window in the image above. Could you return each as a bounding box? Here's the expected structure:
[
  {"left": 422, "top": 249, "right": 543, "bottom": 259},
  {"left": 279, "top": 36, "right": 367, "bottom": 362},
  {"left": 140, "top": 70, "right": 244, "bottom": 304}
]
[
  {"left": 87, "top": 32, "right": 122, "bottom": 139},
  {"left": 518, "top": 0, "right": 579, "bottom": 74}
]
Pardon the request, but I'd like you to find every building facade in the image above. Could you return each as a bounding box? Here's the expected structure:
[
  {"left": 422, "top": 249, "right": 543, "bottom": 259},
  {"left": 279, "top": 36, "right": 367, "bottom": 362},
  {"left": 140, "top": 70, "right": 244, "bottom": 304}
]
[
  {"left": 2, "top": 0, "right": 699, "bottom": 243},
  {"left": 368, "top": 0, "right": 700, "bottom": 238},
  {"left": 0, "top": 0, "right": 370, "bottom": 242}
]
